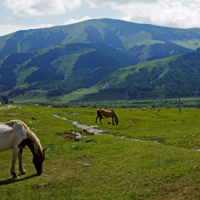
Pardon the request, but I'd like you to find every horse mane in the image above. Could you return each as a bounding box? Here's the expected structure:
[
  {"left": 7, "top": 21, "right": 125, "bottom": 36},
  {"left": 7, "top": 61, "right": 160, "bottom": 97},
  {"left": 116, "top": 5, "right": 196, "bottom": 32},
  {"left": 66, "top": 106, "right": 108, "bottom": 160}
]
[{"left": 6, "top": 120, "right": 43, "bottom": 155}]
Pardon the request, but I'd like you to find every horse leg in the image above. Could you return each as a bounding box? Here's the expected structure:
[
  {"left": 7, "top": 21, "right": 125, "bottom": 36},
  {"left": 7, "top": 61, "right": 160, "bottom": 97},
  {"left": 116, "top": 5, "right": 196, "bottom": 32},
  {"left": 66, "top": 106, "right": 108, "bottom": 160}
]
[
  {"left": 96, "top": 115, "right": 102, "bottom": 124},
  {"left": 11, "top": 146, "right": 20, "bottom": 179},
  {"left": 18, "top": 149, "right": 26, "bottom": 175},
  {"left": 112, "top": 117, "right": 115, "bottom": 125},
  {"left": 99, "top": 116, "right": 102, "bottom": 124},
  {"left": 95, "top": 116, "right": 99, "bottom": 123}
]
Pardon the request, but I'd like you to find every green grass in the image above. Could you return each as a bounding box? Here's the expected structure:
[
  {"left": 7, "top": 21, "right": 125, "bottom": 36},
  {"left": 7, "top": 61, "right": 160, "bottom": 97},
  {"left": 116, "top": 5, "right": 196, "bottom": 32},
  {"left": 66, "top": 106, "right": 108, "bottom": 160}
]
[
  {"left": 171, "top": 39, "right": 200, "bottom": 50},
  {"left": 60, "top": 87, "right": 99, "bottom": 103},
  {"left": 12, "top": 86, "right": 100, "bottom": 104},
  {"left": 1, "top": 105, "right": 200, "bottom": 199},
  {"left": 12, "top": 90, "right": 47, "bottom": 103},
  {"left": 119, "top": 31, "right": 165, "bottom": 49},
  {"left": 51, "top": 54, "right": 79, "bottom": 79}
]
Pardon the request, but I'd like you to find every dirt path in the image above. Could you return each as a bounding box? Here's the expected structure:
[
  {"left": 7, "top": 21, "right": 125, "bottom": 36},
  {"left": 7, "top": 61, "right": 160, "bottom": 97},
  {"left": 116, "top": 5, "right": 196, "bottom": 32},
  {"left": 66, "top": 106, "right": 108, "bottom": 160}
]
[{"left": 0, "top": 105, "right": 16, "bottom": 110}]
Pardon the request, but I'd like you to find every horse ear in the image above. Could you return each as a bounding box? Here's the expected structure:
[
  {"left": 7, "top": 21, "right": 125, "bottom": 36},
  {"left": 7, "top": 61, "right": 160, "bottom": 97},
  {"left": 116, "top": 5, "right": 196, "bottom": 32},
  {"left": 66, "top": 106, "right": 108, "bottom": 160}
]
[{"left": 43, "top": 148, "right": 46, "bottom": 154}]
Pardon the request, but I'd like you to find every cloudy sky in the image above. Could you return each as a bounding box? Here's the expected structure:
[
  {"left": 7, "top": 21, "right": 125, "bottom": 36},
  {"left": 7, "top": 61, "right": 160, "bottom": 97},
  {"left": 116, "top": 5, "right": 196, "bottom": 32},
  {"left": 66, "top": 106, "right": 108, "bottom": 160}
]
[{"left": 0, "top": 0, "right": 200, "bottom": 36}]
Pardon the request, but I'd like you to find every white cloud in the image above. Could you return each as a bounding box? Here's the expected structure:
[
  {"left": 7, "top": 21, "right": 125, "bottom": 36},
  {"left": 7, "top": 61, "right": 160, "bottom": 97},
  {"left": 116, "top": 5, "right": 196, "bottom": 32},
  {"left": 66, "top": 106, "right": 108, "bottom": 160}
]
[
  {"left": 4, "top": 0, "right": 82, "bottom": 16},
  {"left": 86, "top": 0, "right": 158, "bottom": 8},
  {"left": 86, "top": 0, "right": 200, "bottom": 28},
  {"left": 64, "top": 16, "right": 91, "bottom": 25},
  {"left": 2, "top": 0, "right": 200, "bottom": 29},
  {"left": 0, "top": 23, "right": 53, "bottom": 37}
]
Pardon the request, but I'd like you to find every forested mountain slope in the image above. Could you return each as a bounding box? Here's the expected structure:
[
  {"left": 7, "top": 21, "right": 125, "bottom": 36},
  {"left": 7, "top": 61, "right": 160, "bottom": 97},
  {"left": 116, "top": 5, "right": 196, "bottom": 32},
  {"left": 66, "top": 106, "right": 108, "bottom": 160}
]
[
  {"left": 1, "top": 18, "right": 200, "bottom": 101},
  {"left": 0, "top": 18, "right": 198, "bottom": 61},
  {"left": 79, "top": 48, "right": 200, "bottom": 101},
  {"left": 0, "top": 43, "right": 138, "bottom": 97}
]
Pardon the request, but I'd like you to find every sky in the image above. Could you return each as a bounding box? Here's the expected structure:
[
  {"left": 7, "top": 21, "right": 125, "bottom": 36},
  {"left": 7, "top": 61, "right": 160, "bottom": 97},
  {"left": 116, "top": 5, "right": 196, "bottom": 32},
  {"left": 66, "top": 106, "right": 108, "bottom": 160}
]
[{"left": 0, "top": 0, "right": 200, "bottom": 37}]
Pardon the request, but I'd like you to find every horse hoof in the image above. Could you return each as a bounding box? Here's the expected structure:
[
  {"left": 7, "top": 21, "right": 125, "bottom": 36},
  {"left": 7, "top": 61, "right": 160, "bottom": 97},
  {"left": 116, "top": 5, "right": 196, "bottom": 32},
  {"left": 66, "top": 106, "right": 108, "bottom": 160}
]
[
  {"left": 12, "top": 174, "right": 20, "bottom": 179},
  {"left": 11, "top": 171, "right": 20, "bottom": 179},
  {"left": 20, "top": 171, "right": 26, "bottom": 175}
]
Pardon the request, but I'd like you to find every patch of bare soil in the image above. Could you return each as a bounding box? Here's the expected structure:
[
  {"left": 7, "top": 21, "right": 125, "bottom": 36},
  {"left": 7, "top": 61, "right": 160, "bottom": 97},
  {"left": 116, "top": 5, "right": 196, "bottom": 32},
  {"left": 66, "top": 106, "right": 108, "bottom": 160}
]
[
  {"left": 78, "top": 155, "right": 90, "bottom": 159},
  {"left": 56, "top": 130, "right": 85, "bottom": 141},
  {"left": 0, "top": 105, "right": 16, "bottom": 110},
  {"left": 35, "top": 183, "right": 49, "bottom": 188}
]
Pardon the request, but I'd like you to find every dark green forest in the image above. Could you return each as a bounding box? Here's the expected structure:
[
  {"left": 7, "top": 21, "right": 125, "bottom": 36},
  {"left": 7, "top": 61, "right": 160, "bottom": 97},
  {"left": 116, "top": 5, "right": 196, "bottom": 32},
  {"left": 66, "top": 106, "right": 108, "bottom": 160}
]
[
  {"left": 79, "top": 48, "right": 200, "bottom": 101},
  {"left": 4, "top": 43, "right": 138, "bottom": 98},
  {"left": 0, "top": 95, "right": 10, "bottom": 104},
  {"left": 0, "top": 53, "right": 34, "bottom": 90}
]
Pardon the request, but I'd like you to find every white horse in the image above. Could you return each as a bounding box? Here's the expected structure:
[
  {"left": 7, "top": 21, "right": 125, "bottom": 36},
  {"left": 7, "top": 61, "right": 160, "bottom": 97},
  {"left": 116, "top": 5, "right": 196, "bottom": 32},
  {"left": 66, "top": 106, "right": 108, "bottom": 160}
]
[{"left": 0, "top": 120, "right": 45, "bottom": 179}]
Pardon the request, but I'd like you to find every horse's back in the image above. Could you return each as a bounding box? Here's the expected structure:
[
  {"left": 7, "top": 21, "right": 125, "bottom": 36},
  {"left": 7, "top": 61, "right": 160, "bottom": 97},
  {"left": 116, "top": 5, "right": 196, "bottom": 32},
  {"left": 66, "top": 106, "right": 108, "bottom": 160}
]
[
  {"left": 99, "top": 109, "right": 114, "bottom": 117},
  {"left": 0, "top": 122, "right": 27, "bottom": 152},
  {"left": 0, "top": 123, "right": 14, "bottom": 134}
]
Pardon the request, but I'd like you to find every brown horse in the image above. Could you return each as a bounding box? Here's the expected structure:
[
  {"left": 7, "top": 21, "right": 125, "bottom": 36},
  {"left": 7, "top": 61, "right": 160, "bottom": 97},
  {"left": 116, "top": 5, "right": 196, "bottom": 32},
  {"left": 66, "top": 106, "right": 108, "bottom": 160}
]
[{"left": 96, "top": 109, "right": 118, "bottom": 125}]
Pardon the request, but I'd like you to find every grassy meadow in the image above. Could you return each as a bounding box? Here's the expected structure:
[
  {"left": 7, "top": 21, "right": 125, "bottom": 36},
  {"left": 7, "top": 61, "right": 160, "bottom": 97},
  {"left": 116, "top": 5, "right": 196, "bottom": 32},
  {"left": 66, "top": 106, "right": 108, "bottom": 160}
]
[{"left": 1, "top": 105, "right": 200, "bottom": 199}]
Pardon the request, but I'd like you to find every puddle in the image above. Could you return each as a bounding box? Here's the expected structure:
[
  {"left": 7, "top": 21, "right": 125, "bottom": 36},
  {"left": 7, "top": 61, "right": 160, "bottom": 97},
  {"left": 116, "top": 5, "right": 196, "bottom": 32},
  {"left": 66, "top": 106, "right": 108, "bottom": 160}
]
[
  {"left": 52, "top": 114, "right": 103, "bottom": 135},
  {"left": 52, "top": 114, "right": 143, "bottom": 142},
  {"left": 71, "top": 113, "right": 79, "bottom": 116}
]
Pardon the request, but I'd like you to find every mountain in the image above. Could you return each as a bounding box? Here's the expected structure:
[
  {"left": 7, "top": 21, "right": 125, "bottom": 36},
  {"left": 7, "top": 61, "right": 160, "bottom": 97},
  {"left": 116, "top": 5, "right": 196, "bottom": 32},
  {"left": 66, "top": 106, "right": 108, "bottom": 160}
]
[
  {"left": 1, "top": 18, "right": 199, "bottom": 60},
  {"left": 1, "top": 18, "right": 200, "bottom": 102},
  {"left": 79, "top": 48, "right": 200, "bottom": 101},
  {"left": 1, "top": 43, "right": 138, "bottom": 98}
]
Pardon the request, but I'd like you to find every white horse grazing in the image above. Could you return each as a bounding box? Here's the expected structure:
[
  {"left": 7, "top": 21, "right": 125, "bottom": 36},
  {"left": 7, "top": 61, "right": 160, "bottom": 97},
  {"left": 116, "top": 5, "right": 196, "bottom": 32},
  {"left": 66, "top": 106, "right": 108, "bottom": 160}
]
[{"left": 0, "top": 120, "right": 45, "bottom": 179}]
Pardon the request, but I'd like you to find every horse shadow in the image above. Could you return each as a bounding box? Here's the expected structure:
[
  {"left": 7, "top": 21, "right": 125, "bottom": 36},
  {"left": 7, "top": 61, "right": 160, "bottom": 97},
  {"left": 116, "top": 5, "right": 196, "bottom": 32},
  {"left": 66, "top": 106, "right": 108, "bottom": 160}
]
[{"left": 0, "top": 174, "right": 37, "bottom": 186}]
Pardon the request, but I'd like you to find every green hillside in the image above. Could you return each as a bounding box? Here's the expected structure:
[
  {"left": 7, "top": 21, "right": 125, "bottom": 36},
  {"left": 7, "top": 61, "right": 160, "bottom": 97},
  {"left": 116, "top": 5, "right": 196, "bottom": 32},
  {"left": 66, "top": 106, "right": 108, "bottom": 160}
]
[
  {"left": 0, "top": 43, "right": 138, "bottom": 99},
  {"left": 7, "top": 47, "right": 200, "bottom": 104},
  {"left": 79, "top": 48, "right": 200, "bottom": 101},
  {"left": 0, "top": 18, "right": 197, "bottom": 61},
  {"left": 1, "top": 18, "right": 200, "bottom": 103}
]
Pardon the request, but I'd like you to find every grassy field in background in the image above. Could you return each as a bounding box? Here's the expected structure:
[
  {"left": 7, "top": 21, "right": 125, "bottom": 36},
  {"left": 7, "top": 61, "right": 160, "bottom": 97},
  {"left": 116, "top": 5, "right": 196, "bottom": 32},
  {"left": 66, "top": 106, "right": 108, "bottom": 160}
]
[
  {"left": 1, "top": 105, "right": 200, "bottom": 199},
  {"left": 12, "top": 95, "right": 200, "bottom": 109}
]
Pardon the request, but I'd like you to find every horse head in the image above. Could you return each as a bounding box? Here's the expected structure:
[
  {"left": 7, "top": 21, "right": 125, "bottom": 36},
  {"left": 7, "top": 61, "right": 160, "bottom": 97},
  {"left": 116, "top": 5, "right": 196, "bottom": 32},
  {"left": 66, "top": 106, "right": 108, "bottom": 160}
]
[
  {"left": 33, "top": 148, "right": 45, "bottom": 175},
  {"left": 113, "top": 110, "right": 118, "bottom": 125}
]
